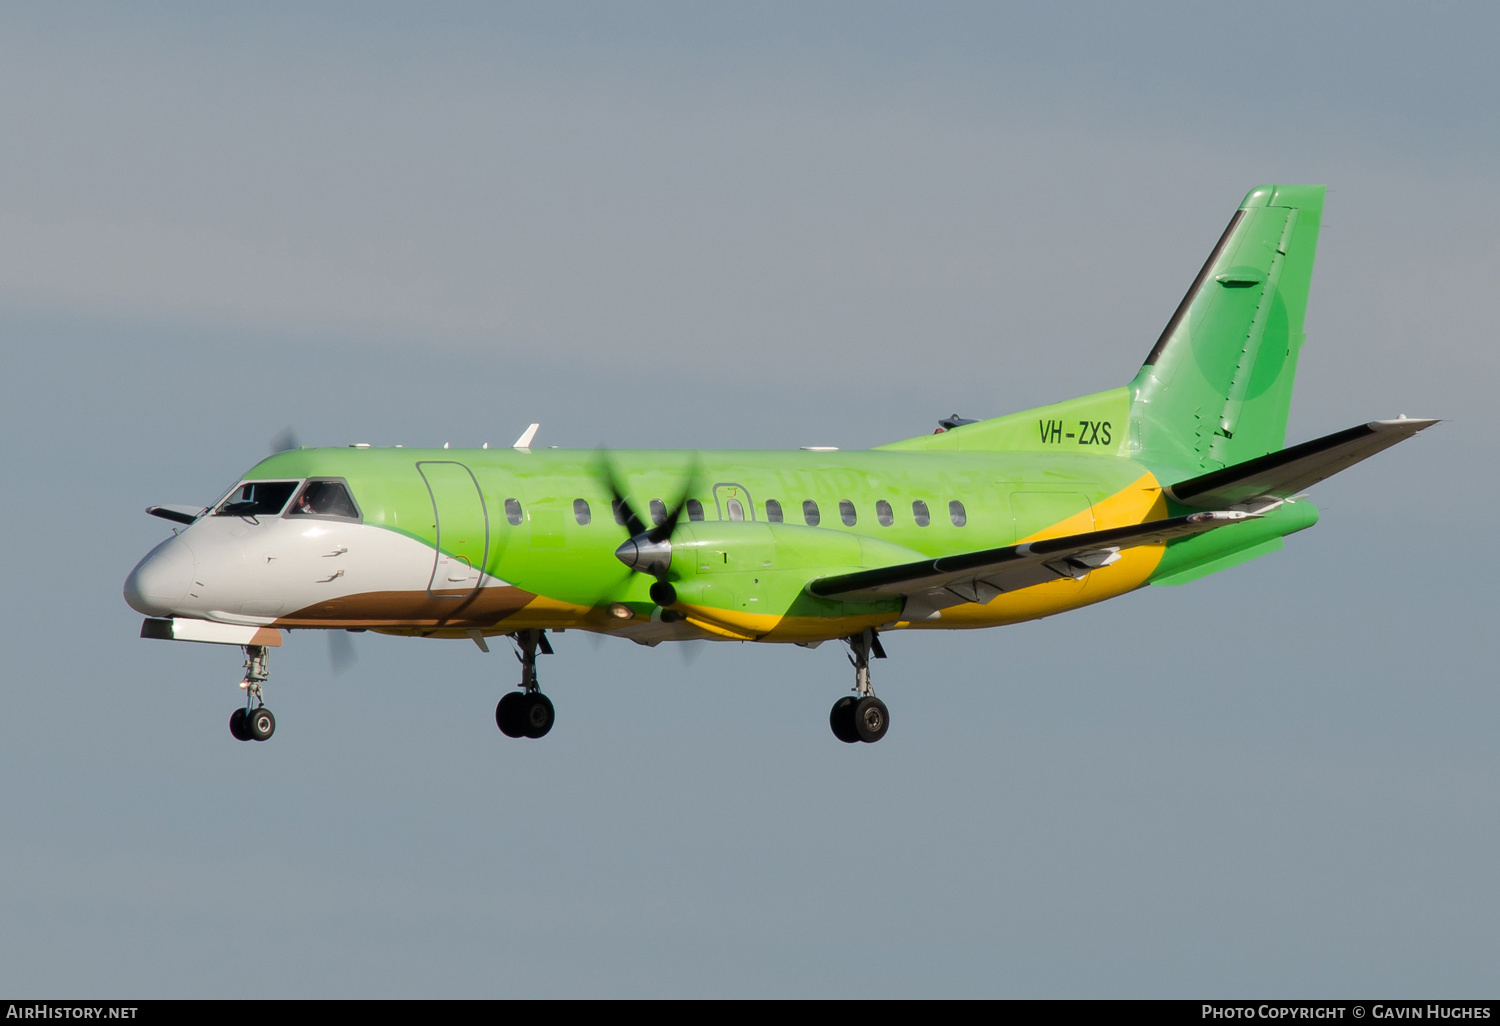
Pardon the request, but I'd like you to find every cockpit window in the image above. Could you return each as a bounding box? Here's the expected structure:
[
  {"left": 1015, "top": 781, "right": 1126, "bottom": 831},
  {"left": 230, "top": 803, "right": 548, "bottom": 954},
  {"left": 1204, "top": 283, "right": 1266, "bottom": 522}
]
[
  {"left": 214, "top": 481, "right": 299, "bottom": 518},
  {"left": 287, "top": 479, "right": 360, "bottom": 520}
]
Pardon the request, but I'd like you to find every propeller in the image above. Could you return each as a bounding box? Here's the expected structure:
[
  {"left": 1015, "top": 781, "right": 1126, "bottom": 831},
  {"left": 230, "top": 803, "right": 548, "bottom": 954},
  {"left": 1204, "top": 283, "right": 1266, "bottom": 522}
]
[
  {"left": 328, "top": 629, "right": 358, "bottom": 675},
  {"left": 269, "top": 426, "right": 301, "bottom": 454},
  {"left": 596, "top": 451, "right": 700, "bottom": 608},
  {"left": 677, "top": 639, "right": 706, "bottom": 667}
]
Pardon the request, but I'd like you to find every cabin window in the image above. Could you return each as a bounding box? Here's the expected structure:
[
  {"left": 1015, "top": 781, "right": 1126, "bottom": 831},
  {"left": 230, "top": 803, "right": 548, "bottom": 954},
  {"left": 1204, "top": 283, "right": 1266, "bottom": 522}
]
[
  {"left": 912, "top": 500, "right": 931, "bottom": 527},
  {"left": 686, "top": 498, "right": 704, "bottom": 522},
  {"left": 803, "top": 500, "right": 820, "bottom": 526},
  {"left": 839, "top": 500, "right": 857, "bottom": 526},
  {"left": 505, "top": 498, "right": 523, "bottom": 526},
  {"left": 573, "top": 498, "right": 591, "bottom": 525},
  {"left": 727, "top": 497, "right": 745, "bottom": 521},
  {"left": 612, "top": 499, "right": 630, "bottom": 526},
  {"left": 287, "top": 479, "right": 360, "bottom": 520},
  {"left": 649, "top": 499, "right": 667, "bottom": 526},
  {"left": 949, "top": 500, "right": 967, "bottom": 526},
  {"left": 876, "top": 499, "right": 893, "bottom": 527},
  {"left": 215, "top": 481, "right": 299, "bottom": 518},
  {"left": 766, "top": 499, "right": 783, "bottom": 523}
]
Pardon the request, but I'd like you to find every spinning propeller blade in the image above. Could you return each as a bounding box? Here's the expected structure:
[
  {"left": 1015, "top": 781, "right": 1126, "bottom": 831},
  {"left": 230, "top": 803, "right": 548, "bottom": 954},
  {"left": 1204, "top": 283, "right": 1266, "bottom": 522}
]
[
  {"left": 270, "top": 426, "right": 302, "bottom": 454},
  {"left": 594, "top": 452, "right": 701, "bottom": 608},
  {"left": 328, "top": 630, "right": 358, "bottom": 675},
  {"left": 677, "top": 640, "right": 706, "bottom": 667}
]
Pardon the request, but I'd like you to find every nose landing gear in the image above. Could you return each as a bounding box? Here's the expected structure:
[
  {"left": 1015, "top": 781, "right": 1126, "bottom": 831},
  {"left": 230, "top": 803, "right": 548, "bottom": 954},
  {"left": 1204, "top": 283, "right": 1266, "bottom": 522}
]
[
  {"left": 496, "top": 629, "right": 556, "bottom": 739},
  {"left": 830, "top": 629, "right": 889, "bottom": 744},
  {"left": 229, "top": 644, "right": 276, "bottom": 742}
]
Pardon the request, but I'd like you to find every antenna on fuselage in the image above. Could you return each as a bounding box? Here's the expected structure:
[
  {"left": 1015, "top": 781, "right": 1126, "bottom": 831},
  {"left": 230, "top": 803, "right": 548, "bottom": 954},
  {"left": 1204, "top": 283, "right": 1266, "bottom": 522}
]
[{"left": 513, "top": 423, "right": 540, "bottom": 453}]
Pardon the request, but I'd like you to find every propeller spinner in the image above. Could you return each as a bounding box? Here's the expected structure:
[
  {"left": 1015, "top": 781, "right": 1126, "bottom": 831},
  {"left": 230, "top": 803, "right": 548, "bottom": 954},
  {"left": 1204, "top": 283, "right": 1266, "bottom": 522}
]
[{"left": 598, "top": 453, "right": 699, "bottom": 607}]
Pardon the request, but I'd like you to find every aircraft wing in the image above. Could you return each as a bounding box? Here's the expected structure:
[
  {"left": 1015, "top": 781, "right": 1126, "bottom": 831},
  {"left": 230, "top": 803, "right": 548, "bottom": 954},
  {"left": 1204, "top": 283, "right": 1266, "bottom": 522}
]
[
  {"left": 807, "top": 510, "right": 1252, "bottom": 619},
  {"left": 1166, "top": 418, "right": 1437, "bottom": 509}
]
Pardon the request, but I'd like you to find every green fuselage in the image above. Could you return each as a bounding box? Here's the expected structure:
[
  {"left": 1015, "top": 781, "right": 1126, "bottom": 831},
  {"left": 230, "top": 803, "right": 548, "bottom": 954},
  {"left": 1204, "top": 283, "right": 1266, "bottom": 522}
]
[{"left": 222, "top": 440, "right": 1314, "bottom": 644}]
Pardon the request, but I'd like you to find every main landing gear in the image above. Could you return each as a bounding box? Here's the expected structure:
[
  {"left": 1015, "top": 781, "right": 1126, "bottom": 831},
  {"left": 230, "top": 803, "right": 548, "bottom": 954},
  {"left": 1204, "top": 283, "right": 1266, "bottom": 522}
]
[
  {"left": 229, "top": 644, "right": 276, "bottom": 742},
  {"left": 496, "top": 629, "right": 556, "bottom": 739},
  {"left": 830, "top": 628, "right": 890, "bottom": 744}
]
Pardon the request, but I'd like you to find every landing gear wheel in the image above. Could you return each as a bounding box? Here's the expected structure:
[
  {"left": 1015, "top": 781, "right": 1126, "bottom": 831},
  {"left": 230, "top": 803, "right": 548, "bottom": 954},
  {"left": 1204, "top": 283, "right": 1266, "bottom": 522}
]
[
  {"left": 829, "top": 696, "right": 859, "bottom": 743},
  {"left": 247, "top": 707, "right": 276, "bottom": 742},
  {"left": 229, "top": 707, "right": 251, "bottom": 742},
  {"left": 496, "top": 691, "right": 526, "bottom": 738},
  {"left": 522, "top": 693, "right": 555, "bottom": 739},
  {"left": 852, "top": 696, "right": 889, "bottom": 743}
]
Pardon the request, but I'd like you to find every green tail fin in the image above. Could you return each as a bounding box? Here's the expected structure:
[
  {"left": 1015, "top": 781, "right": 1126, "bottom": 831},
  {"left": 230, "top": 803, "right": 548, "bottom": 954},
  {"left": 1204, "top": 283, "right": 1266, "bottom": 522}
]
[{"left": 1128, "top": 185, "right": 1324, "bottom": 474}]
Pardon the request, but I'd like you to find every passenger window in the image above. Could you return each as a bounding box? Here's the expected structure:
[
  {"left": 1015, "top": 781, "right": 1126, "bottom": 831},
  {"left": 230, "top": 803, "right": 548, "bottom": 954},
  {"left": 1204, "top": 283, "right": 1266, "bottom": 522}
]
[
  {"left": 803, "top": 500, "right": 820, "bottom": 526},
  {"left": 505, "top": 498, "right": 523, "bottom": 526},
  {"left": 727, "top": 497, "right": 745, "bottom": 522},
  {"left": 766, "top": 499, "right": 783, "bottom": 523},
  {"left": 612, "top": 499, "right": 630, "bottom": 526},
  {"left": 949, "top": 500, "right": 967, "bottom": 527},
  {"left": 839, "top": 500, "right": 856, "bottom": 526},
  {"left": 649, "top": 499, "right": 667, "bottom": 526},
  {"left": 686, "top": 498, "right": 704, "bottom": 522},
  {"left": 876, "top": 499, "right": 893, "bottom": 527},
  {"left": 573, "top": 498, "right": 591, "bottom": 525},
  {"left": 912, "top": 500, "right": 931, "bottom": 527},
  {"left": 216, "top": 481, "right": 299, "bottom": 518}
]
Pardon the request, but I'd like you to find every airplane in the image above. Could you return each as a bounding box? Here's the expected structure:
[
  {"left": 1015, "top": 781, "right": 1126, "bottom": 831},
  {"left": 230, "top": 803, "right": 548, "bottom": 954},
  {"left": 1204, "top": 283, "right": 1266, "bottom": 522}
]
[{"left": 124, "top": 184, "right": 1434, "bottom": 745}]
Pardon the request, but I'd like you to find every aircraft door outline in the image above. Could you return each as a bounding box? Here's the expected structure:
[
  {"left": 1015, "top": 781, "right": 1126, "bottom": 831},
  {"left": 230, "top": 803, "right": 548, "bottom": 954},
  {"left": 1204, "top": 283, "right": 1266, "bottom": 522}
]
[
  {"left": 713, "top": 483, "right": 755, "bottom": 522},
  {"left": 417, "top": 461, "right": 490, "bottom": 599}
]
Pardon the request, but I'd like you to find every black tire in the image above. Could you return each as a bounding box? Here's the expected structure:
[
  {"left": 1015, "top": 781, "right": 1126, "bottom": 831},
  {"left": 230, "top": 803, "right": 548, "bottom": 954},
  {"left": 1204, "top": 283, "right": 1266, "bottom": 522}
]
[
  {"left": 248, "top": 707, "right": 276, "bottom": 742},
  {"left": 829, "top": 696, "right": 859, "bottom": 743},
  {"left": 229, "top": 707, "right": 251, "bottom": 742},
  {"left": 852, "top": 696, "right": 889, "bottom": 743},
  {"left": 522, "top": 693, "right": 555, "bottom": 739},
  {"left": 495, "top": 692, "right": 526, "bottom": 738}
]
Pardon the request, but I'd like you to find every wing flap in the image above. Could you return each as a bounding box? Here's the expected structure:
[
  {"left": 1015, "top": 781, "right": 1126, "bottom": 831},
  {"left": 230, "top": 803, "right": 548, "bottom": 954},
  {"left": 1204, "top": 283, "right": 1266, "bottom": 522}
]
[
  {"left": 808, "top": 511, "right": 1252, "bottom": 613},
  {"left": 1166, "top": 418, "right": 1436, "bottom": 509}
]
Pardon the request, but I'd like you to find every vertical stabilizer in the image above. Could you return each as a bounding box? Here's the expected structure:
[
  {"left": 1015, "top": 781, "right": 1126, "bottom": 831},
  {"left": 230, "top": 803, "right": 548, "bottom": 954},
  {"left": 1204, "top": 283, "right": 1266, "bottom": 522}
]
[{"left": 1128, "top": 185, "right": 1324, "bottom": 474}]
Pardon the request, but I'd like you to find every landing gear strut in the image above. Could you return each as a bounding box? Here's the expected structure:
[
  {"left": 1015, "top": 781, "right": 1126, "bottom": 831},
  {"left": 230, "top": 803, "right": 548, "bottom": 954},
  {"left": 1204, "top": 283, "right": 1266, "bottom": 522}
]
[
  {"left": 496, "top": 629, "right": 556, "bottom": 739},
  {"left": 229, "top": 644, "right": 276, "bottom": 742},
  {"left": 830, "top": 628, "right": 889, "bottom": 744}
]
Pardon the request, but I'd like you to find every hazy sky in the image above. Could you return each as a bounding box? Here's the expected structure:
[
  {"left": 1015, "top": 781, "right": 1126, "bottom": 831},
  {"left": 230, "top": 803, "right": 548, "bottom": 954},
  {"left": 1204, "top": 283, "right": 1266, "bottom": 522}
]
[{"left": 2, "top": 3, "right": 1496, "bottom": 996}]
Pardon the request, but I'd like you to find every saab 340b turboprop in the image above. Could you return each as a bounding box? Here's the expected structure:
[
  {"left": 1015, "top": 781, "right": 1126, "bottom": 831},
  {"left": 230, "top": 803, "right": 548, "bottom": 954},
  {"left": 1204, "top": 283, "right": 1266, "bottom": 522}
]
[{"left": 124, "top": 184, "right": 1434, "bottom": 745}]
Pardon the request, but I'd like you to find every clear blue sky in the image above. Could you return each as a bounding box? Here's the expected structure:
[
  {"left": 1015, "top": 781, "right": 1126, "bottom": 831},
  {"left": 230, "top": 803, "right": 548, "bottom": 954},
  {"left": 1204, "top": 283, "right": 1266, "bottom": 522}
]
[{"left": 1, "top": 2, "right": 1495, "bottom": 996}]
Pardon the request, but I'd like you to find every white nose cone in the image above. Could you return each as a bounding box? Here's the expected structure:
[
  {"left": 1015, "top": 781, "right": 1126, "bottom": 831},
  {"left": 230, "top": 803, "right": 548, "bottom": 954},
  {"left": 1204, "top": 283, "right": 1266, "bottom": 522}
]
[{"left": 124, "top": 536, "right": 196, "bottom": 616}]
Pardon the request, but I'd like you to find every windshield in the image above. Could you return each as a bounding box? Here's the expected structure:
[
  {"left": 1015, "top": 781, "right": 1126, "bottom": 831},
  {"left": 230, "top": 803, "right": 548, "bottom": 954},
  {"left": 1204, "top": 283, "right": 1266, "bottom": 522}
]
[
  {"left": 214, "top": 480, "right": 299, "bottom": 518},
  {"left": 287, "top": 479, "right": 360, "bottom": 520}
]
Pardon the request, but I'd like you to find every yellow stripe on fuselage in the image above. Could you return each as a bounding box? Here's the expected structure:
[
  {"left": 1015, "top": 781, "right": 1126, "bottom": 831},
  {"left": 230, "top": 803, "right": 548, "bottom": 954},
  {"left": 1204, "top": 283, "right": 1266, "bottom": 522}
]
[
  {"left": 374, "top": 472, "right": 1169, "bottom": 642},
  {"left": 902, "top": 472, "right": 1167, "bottom": 630}
]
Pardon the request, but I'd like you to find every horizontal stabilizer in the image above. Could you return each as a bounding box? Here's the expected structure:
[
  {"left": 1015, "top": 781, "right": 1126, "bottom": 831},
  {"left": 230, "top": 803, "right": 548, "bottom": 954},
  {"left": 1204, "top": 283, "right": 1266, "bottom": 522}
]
[
  {"left": 1166, "top": 418, "right": 1437, "bottom": 509},
  {"left": 809, "top": 511, "right": 1252, "bottom": 619}
]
